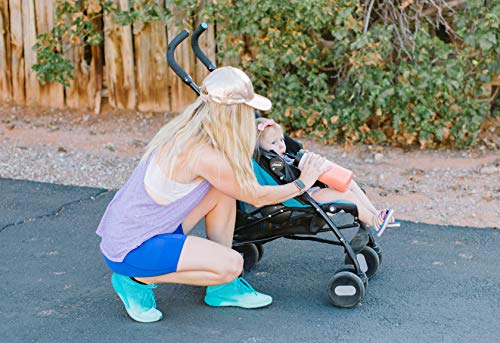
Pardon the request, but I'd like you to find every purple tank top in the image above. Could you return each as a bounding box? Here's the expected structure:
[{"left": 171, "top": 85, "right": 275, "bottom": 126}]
[{"left": 96, "top": 158, "right": 211, "bottom": 262}]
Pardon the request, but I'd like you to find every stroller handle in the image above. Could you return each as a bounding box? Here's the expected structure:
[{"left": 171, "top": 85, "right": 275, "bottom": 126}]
[
  {"left": 167, "top": 29, "right": 200, "bottom": 95},
  {"left": 192, "top": 23, "right": 217, "bottom": 72}
]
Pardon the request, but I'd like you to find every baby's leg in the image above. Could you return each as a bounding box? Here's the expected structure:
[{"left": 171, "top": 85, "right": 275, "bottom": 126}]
[
  {"left": 348, "top": 180, "right": 399, "bottom": 229},
  {"left": 348, "top": 180, "right": 378, "bottom": 215},
  {"left": 311, "top": 188, "right": 374, "bottom": 225}
]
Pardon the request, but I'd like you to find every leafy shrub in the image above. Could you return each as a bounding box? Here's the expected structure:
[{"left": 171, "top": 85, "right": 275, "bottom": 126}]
[
  {"left": 206, "top": 0, "right": 499, "bottom": 148},
  {"left": 33, "top": 0, "right": 499, "bottom": 148}
]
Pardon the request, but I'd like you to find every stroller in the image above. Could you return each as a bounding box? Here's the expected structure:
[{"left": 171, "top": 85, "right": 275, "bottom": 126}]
[{"left": 167, "top": 24, "right": 383, "bottom": 308}]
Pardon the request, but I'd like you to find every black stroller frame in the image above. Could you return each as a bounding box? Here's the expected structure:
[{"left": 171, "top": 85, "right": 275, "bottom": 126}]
[{"left": 167, "top": 23, "right": 383, "bottom": 308}]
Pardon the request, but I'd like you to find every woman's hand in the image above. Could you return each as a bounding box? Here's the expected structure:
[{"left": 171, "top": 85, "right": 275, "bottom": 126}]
[{"left": 297, "top": 152, "right": 331, "bottom": 189}]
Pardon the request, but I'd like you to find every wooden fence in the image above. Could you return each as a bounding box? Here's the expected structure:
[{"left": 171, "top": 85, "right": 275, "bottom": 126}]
[{"left": 0, "top": 0, "right": 216, "bottom": 113}]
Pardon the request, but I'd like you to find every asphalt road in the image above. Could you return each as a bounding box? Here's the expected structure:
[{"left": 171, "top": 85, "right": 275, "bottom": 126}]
[{"left": 0, "top": 178, "right": 498, "bottom": 343}]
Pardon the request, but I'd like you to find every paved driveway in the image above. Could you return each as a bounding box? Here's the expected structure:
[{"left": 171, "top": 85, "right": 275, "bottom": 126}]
[{"left": 0, "top": 178, "right": 498, "bottom": 343}]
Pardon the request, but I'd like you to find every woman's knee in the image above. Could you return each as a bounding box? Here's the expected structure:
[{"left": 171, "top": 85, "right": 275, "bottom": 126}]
[{"left": 217, "top": 250, "right": 243, "bottom": 283}]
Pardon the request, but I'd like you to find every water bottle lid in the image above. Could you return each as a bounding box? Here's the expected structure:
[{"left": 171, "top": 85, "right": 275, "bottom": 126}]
[{"left": 294, "top": 149, "right": 306, "bottom": 167}]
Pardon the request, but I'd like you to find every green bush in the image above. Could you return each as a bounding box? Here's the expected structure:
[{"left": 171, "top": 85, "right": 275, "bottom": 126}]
[
  {"left": 206, "top": 0, "right": 499, "bottom": 148},
  {"left": 33, "top": 0, "right": 499, "bottom": 148}
]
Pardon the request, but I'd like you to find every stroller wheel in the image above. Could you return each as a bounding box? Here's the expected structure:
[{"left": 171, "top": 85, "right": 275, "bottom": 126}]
[
  {"left": 327, "top": 271, "right": 365, "bottom": 308},
  {"left": 334, "top": 265, "right": 368, "bottom": 289},
  {"left": 255, "top": 243, "right": 264, "bottom": 262},
  {"left": 370, "top": 243, "right": 383, "bottom": 265},
  {"left": 233, "top": 244, "right": 259, "bottom": 272},
  {"left": 344, "top": 246, "right": 380, "bottom": 279}
]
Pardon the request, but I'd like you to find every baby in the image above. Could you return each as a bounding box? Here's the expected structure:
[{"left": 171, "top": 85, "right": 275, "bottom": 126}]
[{"left": 255, "top": 117, "right": 399, "bottom": 237}]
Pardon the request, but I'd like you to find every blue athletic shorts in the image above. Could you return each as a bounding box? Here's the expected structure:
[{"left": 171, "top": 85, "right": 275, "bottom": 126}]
[{"left": 103, "top": 224, "right": 187, "bottom": 277}]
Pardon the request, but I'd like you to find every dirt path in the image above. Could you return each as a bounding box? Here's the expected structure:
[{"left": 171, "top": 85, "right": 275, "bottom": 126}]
[{"left": 0, "top": 103, "right": 498, "bottom": 228}]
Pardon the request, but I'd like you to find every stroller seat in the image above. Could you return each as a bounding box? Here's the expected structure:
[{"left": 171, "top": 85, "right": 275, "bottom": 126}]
[{"left": 234, "top": 158, "right": 361, "bottom": 242}]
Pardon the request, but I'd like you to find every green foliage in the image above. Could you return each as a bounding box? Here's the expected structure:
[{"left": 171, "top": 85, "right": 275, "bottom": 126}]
[
  {"left": 205, "top": 0, "right": 499, "bottom": 148},
  {"left": 34, "top": 0, "right": 498, "bottom": 148},
  {"left": 32, "top": 31, "right": 74, "bottom": 86}
]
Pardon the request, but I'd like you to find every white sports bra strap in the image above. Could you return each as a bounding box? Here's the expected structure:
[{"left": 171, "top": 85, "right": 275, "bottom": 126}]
[{"left": 144, "top": 159, "right": 202, "bottom": 203}]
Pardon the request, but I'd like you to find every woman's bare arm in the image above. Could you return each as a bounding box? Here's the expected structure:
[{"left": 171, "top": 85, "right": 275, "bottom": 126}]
[{"left": 195, "top": 146, "right": 329, "bottom": 207}]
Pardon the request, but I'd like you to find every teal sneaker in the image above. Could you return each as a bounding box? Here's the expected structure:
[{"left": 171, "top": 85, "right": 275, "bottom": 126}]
[
  {"left": 111, "top": 273, "right": 163, "bottom": 323},
  {"left": 204, "top": 277, "right": 273, "bottom": 309}
]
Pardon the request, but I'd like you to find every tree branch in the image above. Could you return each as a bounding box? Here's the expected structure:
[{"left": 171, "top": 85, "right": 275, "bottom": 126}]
[
  {"left": 363, "top": 0, "right": 376, "bottom": 33},
  {"left": 422, "top": 0, "right": 466, "bottom": 16}
]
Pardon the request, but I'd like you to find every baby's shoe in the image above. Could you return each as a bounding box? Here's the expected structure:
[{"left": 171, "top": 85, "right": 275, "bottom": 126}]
[
  {"left": 372, "top": 209, "right": 400, "bottom": 237},
  {"left": 111, "top": 273, "right": 163, "bottom": 323},
  {"left": 204, "top": 277, "right": 272, "bottom": 309}
]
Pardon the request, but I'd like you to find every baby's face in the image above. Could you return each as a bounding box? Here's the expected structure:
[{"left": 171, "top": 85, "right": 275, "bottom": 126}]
[{"left": 260, "top": 127, "right": 286, "bottom": 156}]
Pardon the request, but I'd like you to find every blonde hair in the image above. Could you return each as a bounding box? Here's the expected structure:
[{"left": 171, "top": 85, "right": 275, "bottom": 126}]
[{"left": 141, "top": 98, "right": 258, "bottom": 192}]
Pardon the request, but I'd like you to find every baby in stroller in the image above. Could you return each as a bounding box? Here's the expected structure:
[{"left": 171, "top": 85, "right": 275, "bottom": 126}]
[{"left": 255, "top": 117, "right": 400, "bottom": 237}]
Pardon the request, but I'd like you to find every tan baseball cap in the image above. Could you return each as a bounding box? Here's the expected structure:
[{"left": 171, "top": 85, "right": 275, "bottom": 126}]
[{"left": 200, "top": 66, "right": 272, "bottom": 111}]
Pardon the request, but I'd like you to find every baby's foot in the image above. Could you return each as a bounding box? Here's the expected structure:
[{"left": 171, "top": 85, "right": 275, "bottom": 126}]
[
  {"left": 372, "top": 209, "right": 399, "bottom": 237},
  {"left": 382, "top": 209, "right": 401, "bottom": 228}
]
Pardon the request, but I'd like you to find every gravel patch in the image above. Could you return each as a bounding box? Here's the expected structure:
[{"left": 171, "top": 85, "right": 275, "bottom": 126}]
[
  {"left": 0, "top": 104, "right": 498, "bottom": 229},
  {"left": 0, "top": 145, "right": 137, "bottom": 190}
]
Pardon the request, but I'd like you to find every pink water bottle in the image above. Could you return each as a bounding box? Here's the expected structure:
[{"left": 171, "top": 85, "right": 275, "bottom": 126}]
[{"left": 294, "top": 150, "right": 353, "bottom": 192}]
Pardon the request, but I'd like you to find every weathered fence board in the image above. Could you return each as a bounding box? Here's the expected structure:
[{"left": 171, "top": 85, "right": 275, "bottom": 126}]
[
  {"left": 64, "top": 41, "right": 91, "bottom": 109},
  {"left": 64, "top": 44, "right": 93, "bottom": 109},
  {"left": 63, "top": 3, "right": 94, "bottom": 110},
  {"left": 34, "top": 0, "right": 64, "bottom": 108},
  {"left": 133, "top": 0, "right": 169, "bottom": 112},
  {"left": 104, "top": 0, "right": 136, "bottom": 110},
  {"left": 0, "top": 0, "right": 12, "bottom": 101},
  {"left": 21, "top": 0, "right": 40, "bottom": 105},
  {"left": 89, "top": 16, "right": 104, "bottom": 114},
  {"left": 9, "top": 0, "right": 24, "bottom": 104}
]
